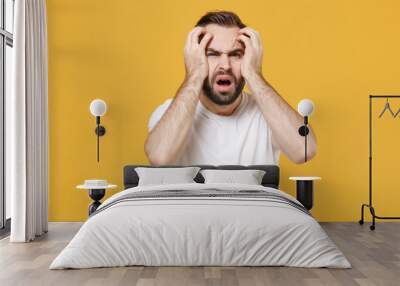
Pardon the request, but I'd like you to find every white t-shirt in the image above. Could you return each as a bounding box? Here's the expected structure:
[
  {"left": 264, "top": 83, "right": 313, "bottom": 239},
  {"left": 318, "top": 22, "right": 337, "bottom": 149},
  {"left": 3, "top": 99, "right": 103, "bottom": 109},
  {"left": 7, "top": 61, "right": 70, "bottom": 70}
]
[{"left": 148, "top": 92, "right": 280, "bottom": 165}]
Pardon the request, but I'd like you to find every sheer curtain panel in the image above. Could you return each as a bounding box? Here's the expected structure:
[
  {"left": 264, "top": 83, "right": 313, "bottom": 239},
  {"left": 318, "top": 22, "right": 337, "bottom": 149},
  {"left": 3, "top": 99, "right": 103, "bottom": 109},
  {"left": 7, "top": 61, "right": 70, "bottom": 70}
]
[{"left": 8, "top": 0, "right": 48, "bottom": 242}]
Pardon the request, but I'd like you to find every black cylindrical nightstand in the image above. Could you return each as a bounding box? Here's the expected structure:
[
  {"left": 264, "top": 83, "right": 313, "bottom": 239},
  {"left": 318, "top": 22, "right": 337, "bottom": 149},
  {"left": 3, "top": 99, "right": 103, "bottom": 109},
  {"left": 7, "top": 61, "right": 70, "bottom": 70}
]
[{"left": 289, "top": 177, "right": 321, "bottom": 210}]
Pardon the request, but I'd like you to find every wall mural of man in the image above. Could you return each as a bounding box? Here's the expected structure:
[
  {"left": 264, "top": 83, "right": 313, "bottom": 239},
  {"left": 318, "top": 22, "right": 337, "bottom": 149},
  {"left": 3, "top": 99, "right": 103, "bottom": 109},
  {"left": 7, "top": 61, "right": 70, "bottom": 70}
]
[{"left": 145, "top": 11, "right": 317, "bottom": 166}]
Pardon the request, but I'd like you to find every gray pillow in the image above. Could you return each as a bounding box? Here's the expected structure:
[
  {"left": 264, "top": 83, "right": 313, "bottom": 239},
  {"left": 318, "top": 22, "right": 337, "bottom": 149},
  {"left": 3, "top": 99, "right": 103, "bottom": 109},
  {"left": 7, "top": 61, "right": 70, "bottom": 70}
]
[
  {"left": 200, "top": 169, "right": 266, "bottom": 185},
  {"left": 135, "top": 167, "right": 201, "bottom": 186}
]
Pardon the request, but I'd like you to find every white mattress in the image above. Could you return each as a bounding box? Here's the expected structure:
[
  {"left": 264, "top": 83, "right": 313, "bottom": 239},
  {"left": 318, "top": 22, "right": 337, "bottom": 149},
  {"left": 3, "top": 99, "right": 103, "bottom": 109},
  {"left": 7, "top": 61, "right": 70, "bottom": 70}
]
[{"left": 50, "top": 183, "right": 351, "bottom": 269}]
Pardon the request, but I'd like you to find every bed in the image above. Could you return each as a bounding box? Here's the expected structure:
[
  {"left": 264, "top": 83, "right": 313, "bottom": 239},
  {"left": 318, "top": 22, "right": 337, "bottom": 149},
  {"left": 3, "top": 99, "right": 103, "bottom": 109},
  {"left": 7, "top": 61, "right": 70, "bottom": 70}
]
[{"left": 50, "top": 164, "right": 351, "bottom": 269}]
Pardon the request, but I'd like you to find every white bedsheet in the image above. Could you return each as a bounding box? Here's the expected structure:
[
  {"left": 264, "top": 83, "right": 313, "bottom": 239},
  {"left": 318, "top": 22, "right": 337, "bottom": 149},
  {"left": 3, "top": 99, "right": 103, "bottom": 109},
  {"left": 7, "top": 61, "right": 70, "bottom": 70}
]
[{"left": 50, "top": 183, "right": 351, "bottom": 269}]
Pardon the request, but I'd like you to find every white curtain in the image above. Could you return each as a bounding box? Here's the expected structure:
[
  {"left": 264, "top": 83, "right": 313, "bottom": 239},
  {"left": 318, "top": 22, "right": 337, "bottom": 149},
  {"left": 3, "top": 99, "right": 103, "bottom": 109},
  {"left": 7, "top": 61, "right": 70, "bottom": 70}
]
[{"left": 7, "top": 0, "right": 49, "bottom": 242}]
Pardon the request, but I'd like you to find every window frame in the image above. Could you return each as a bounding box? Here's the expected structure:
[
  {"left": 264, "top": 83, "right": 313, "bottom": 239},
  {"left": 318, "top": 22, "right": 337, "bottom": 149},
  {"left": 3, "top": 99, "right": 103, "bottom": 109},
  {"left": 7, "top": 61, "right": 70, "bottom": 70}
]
[{"left": 0, "top": 0, "right": 14, "bottom": 233}]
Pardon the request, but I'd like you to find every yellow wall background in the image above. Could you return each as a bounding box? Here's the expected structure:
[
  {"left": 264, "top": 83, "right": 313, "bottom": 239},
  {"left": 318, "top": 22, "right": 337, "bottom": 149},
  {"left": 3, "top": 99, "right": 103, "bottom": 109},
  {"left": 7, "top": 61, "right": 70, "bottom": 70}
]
[{"left": 47, "top": 0, "right": 400, "bottom": 221}]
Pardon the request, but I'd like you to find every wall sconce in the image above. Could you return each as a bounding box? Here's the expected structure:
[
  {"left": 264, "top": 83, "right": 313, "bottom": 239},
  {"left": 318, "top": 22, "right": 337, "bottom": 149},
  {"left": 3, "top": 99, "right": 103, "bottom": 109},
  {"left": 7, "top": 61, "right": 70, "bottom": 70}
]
[
  {"left": 297, "top": 99, "right": 314, "bottom": 163},
  {"left": 89, "top": 99, "right": 107, "bottom": 162}
]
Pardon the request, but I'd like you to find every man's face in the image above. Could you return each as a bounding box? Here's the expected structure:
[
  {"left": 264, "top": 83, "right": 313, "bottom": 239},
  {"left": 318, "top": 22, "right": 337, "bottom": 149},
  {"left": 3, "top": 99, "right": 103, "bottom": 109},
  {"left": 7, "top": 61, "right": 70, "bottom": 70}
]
[{"left": 202, "top": 24, "right": 245, "bottom": 106}]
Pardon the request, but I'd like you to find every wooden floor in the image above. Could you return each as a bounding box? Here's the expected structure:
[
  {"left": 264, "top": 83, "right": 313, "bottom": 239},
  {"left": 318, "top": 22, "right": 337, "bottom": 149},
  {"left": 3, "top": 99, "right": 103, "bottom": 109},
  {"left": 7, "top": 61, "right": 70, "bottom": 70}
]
[{"left": 0, "top": 222, "right": 399, "bottom": 286}]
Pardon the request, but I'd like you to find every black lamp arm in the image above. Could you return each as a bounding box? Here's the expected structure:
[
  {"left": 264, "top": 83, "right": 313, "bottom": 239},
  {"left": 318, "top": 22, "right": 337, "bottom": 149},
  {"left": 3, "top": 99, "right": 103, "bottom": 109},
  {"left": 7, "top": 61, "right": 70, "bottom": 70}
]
[
  {"left": 298, "top": 116, "right": 309, "bottom": 163},
  {"left": 94, "top": 116, "right": 106, "bottom": 162}
]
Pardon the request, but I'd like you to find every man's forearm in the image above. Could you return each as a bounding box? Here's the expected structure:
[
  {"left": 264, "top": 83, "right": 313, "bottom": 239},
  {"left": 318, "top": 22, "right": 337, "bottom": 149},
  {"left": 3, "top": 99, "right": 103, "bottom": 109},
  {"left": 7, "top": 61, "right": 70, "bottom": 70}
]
[
  {"left": 247, "top": 73, "right": 317, "bottom": 163},
  {"left": 145, "top": 75, "right": 203, "bottom": 165}
]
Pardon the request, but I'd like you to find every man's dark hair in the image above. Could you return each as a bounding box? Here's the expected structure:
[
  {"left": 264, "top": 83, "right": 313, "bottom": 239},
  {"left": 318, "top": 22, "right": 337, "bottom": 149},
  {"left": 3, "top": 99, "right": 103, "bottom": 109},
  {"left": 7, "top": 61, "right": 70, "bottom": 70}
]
[{"left": 195, "top": 11, "right": 246, "bottom": 29}]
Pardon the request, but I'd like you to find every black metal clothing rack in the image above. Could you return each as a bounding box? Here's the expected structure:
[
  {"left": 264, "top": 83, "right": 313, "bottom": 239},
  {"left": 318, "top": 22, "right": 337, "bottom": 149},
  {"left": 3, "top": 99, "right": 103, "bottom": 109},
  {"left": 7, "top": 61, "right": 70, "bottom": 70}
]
[{"left": 359, "top": 95, "right": 400, "bottom": 230}]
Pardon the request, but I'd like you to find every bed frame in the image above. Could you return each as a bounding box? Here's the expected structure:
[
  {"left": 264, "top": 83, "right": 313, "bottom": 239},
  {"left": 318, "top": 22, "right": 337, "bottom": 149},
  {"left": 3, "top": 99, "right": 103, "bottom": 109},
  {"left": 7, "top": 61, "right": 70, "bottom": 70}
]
[{"left": 123, "top": 165, "right": 280, "bottom": 189}]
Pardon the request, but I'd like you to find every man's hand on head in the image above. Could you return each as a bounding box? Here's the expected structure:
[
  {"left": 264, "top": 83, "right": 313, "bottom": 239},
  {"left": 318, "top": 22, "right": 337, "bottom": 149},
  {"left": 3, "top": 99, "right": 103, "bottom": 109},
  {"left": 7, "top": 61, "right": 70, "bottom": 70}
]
[
  {"left": 184, "top": 27, "right": 213, "bottom": 82},
  {"left": 237, "top": 27, "right": 264, "bottom": 81}
]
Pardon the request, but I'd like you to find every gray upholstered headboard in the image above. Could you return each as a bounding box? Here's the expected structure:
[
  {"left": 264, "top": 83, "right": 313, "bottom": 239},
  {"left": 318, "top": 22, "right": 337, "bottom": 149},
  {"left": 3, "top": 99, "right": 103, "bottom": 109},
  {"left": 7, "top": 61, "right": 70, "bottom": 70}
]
[{"left": 123, "top": 165, "right": 280, "bottom": 189}]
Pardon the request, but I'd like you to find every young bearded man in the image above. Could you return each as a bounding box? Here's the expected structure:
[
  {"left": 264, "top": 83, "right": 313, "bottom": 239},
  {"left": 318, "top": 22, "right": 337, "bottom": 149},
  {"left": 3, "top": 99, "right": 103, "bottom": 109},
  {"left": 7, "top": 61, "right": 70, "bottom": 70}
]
[{"left": 145, "top": 11, "right": 317, "bottom": 166}]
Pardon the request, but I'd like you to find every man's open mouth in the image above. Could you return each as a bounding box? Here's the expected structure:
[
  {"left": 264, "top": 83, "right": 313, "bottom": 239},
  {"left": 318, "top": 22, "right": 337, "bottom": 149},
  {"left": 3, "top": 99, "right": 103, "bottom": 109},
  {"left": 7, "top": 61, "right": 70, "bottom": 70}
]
[
  {"left": 216, "top": 79, "right": 232, "bottom": 86},
  {"left": 215, "top": 74, "right": 234, "bottom": 87},
  {"left": 213, "top": 74, "right": 235, "bottom": 93}
]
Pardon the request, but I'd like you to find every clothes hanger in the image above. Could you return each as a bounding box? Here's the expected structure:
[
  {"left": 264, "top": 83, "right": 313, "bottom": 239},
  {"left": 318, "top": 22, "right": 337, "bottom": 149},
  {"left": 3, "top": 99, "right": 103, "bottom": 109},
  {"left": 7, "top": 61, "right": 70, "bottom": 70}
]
[
  {"left": 378, "top": 98, "right": 395, "bottom": 118},
  {"left": 393, "top": 107, "right": 400, "bottom": 118}
]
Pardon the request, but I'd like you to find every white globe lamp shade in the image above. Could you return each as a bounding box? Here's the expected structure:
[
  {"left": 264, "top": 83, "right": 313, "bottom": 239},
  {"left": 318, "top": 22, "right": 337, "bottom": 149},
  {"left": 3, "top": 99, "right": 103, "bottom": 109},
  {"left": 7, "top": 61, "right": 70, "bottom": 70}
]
[
  {"left": 297, "top": 99, "right": 314, "bottom": 117},
  {"left": 90, "top": 99, "right": 107, "bottom": 117}
]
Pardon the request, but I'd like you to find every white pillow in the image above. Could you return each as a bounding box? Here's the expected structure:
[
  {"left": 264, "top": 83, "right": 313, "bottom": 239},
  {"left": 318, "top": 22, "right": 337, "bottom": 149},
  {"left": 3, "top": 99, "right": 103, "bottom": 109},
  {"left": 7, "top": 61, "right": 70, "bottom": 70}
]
[
  {"left": 135, "top": 167, "right": 201, "bottom": 186},
  {"left": 200, "top": 169, "right": 266, "bottom": 185}
]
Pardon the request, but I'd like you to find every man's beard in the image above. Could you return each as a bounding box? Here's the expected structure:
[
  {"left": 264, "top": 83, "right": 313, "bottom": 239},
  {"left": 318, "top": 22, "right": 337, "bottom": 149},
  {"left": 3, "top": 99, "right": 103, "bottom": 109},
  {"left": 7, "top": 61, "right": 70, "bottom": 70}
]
[{"left": 202, "top": 72, "right": 245, "bottom": 106}]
